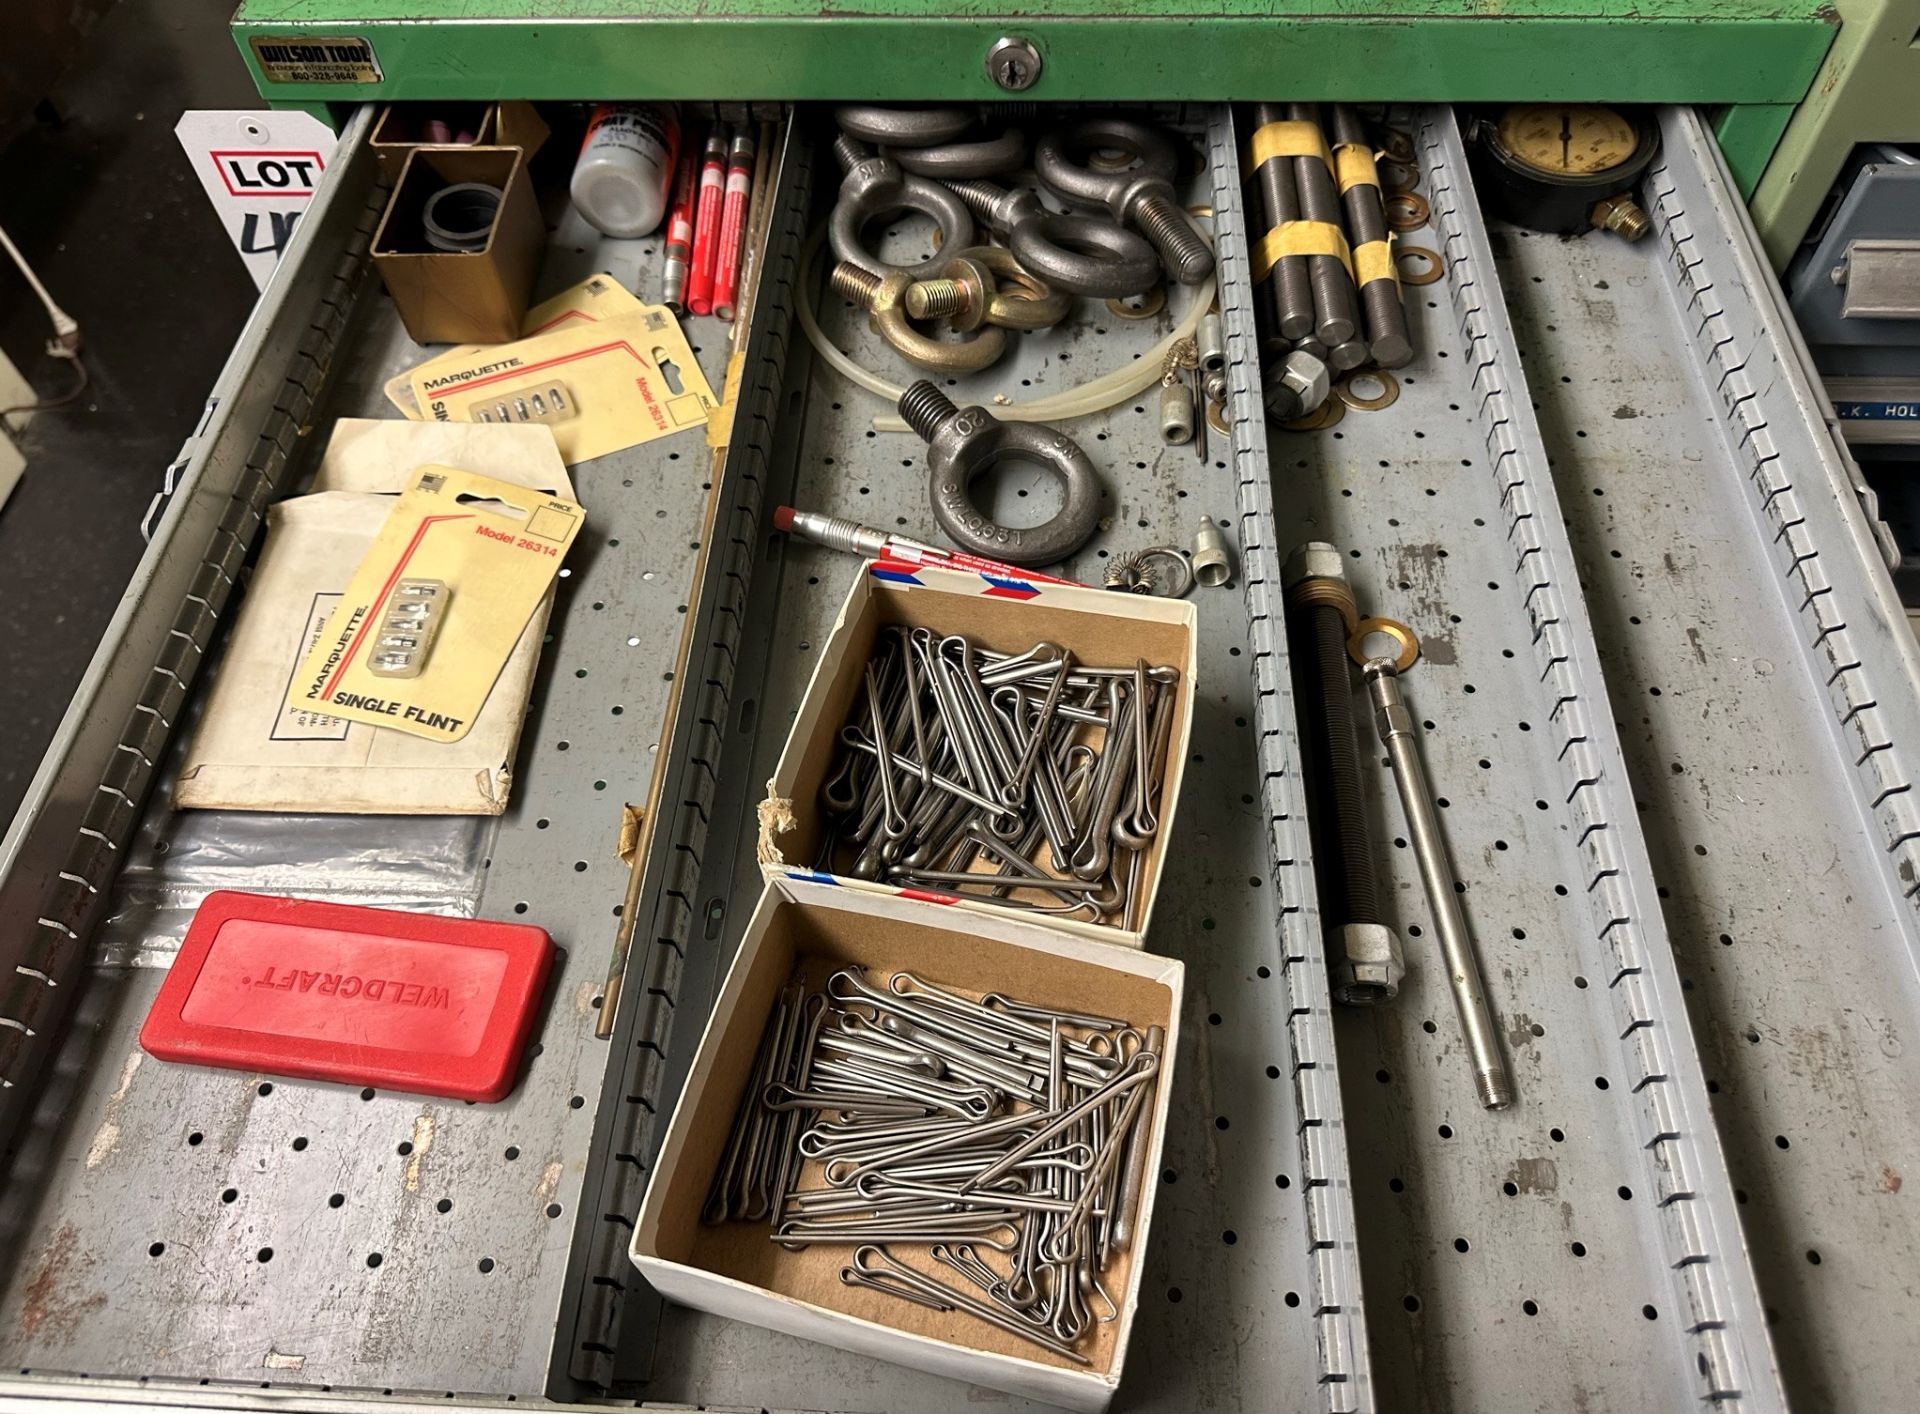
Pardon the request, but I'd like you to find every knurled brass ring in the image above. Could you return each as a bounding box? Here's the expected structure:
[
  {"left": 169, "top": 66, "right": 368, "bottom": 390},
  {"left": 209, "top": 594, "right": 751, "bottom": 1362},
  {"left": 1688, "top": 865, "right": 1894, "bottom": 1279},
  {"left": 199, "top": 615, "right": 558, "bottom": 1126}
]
[
  {"left": 1187, "top": 204, "right": 1215, "bottom": 219},
  {"left": 1106, "top": 285, "right": 1167, "bottom": 321},
  {"left": 1384, "top": 190, "right": 1430, "bottom": 232},
  {"left": 1336, "top": 368, "right": 1400, "bottom": 412},
  {"left": 1280, "top": 398, "right": 1345, "bottom": 432},
  {"left": 1396, "top": 245, "right": 1443, "bottom": 286},
  {"left": 1348, "top": 615, "right": 1420, "bottom": 673},
  {"left": 1287, "top": 575, "right": 1360, "bottom": 632}
]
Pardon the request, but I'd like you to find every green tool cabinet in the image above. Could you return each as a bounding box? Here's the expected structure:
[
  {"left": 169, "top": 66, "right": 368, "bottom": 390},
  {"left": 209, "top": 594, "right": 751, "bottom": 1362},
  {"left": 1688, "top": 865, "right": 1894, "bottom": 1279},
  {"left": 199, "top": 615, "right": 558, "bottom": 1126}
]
[
  {"left": 227, "top": 0, "right": 1840, "bottom": 194},
  {"left": 2, "top": 9, "right": 1918, "bottom": 1413}
]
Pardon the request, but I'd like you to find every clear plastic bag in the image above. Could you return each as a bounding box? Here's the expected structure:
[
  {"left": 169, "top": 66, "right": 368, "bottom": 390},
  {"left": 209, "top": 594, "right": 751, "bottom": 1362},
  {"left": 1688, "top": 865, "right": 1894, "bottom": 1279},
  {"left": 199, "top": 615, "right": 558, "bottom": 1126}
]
[{"left": 98, "top": 776, "right": 495, "bottom": 967}]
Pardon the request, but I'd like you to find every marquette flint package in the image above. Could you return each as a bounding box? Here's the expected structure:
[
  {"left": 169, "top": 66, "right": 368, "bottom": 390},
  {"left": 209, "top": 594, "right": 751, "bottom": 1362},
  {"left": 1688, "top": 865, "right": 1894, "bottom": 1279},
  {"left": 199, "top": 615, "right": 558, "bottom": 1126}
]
[
  {"left": 384, "top": 273, "right": 646, "bottom": 418},
  {"left": 408, "top": 305, "right": 717, "bottom": 465},
  {"left": 287, "top": 465, "right": 585, "bottom": 744}
]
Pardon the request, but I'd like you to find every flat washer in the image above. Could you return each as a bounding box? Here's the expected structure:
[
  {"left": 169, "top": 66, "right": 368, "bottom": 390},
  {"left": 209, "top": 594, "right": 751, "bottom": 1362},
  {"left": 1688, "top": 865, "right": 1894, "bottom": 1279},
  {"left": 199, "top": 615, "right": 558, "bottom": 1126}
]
[
  {"left": 1106, "top": 286, "right": 1167, "bottom": 321},
  {"left": 1395, "top": 245, "right": 1444, "bottom": 286},
  {"left": 1384, "top": 190, "right": 1431, "bottom": 232},
  {"left": 1281, "top": 398, "right": 1345, "bottom": 432},
  {"left": 1379, "top": 126, "right": 1418, "bottom": 163},
  {"left": 1378, "top": 152, "right": 1421, "bottom": 194},
  {"left": 1336, "top": 368, "right": 1400, "bottom": 412},
  {"left": 1348, "top": 616, "right": 1421, "bottom": 674},
  {"left": 1205, "top": 400, "right": 1230, "bottom": 436}
]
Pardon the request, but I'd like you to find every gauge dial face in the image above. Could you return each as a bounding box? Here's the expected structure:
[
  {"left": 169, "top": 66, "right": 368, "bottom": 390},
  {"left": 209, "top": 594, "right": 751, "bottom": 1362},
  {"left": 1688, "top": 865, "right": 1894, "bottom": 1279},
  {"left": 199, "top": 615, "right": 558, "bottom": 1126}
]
[{"left": 1496, "top": 105, "right": 1639, "bottom": 177}]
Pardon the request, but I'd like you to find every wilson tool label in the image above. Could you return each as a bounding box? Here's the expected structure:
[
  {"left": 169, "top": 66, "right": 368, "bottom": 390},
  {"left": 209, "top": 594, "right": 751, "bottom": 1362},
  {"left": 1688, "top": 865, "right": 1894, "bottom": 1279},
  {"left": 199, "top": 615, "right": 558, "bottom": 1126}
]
[{"left": 249, "top": 35, "right": 382, "bottom": 84}]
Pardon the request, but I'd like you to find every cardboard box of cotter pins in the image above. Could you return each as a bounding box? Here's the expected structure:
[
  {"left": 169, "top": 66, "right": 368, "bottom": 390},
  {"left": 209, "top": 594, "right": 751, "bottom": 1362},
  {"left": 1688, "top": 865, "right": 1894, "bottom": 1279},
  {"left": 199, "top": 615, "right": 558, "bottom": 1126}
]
[
  {"left": 630, "top": 877, "right": 1184, "bottom": 1412},
  {"left": 753, "top": 561, "right": 1199, "bottom": 950}
]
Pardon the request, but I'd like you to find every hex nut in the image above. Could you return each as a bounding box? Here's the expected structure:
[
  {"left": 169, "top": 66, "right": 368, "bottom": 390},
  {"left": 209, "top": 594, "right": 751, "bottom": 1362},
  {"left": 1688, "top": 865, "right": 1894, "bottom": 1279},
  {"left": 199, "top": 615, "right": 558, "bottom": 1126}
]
[
  {"left": 1282, "top": 540, "right": 1348, "bottom": 589},
  {"left": 1332, "top": 922, "right": 1405, "bottom": 1005},
  {"left": 1264, "top": 349, "right": 1330, "bottom": 421}
]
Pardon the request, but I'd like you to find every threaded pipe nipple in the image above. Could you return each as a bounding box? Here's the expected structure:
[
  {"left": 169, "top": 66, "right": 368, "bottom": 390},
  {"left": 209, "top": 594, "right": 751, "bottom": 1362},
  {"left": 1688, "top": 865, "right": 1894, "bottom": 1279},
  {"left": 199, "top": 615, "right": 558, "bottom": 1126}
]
[{"left": 897, "top": 381, "right": 960, "bottom": 444}]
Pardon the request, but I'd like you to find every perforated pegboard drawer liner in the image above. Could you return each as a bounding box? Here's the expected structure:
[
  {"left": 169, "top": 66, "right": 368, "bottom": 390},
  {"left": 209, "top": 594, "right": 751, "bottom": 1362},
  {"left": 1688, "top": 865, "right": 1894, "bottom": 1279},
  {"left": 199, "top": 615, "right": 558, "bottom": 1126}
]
[{"left": 1415, "top": 106, "right": 1784, "bottom": 1408}]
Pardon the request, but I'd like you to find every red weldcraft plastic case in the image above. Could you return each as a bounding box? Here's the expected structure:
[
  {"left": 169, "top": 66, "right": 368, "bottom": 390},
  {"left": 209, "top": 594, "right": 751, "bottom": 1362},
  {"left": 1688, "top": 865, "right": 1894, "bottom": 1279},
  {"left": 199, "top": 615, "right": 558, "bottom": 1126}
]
[{"left": 140, "top": 891, "right": 555, "bottom": 1103}]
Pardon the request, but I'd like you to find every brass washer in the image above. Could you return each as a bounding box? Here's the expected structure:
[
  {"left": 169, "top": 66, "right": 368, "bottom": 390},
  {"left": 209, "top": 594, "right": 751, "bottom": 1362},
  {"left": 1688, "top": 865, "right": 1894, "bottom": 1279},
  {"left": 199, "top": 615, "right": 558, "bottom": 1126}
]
[
  {"left": 1378, "top": 152, "right": 1420, "bottom": 194},
  {"left": 1379, "top": 127, "right": 1417, "bottom": 163},
  {"left": 1106, "top": 285, "right": 1167, "bottom": 321},
  {"left": 1384, "top": 190, "right": 1431, "bottom": 232},
  {"left": 1280, "top": 398, "right": 1345, "bottom": 432},
  {"left": 1348, "top": 615, "right": 1420, "bottom": 674},
  {"left": 1397, "top": 245, "right": 1443, "bottom": 286},
  {"left": 1336, "top": 368, "right": 1400, "bottom": 412},
  {"left": 1205, "top": 400, "right": 1230, "bottom": 436}
]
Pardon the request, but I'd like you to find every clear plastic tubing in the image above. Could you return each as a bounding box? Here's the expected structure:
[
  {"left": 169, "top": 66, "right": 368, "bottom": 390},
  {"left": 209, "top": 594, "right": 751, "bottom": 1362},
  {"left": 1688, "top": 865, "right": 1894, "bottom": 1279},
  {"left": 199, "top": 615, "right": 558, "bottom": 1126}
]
[{"left": 570, "top": 103, "right": 680, "bottom": 238}]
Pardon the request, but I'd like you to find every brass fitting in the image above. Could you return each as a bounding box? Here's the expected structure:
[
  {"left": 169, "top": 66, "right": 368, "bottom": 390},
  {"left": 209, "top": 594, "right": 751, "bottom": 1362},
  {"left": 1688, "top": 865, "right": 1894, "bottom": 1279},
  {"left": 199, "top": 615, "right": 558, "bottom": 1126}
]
[
  {"left": 830, "top": 260, "right": 1007, "bottom": 375},
  {"left": 906, "top": 247, "right": 1072, "bottom": 333},
  {"left": 1591, "top": 192, "right": 1650, "bottom": 242}
]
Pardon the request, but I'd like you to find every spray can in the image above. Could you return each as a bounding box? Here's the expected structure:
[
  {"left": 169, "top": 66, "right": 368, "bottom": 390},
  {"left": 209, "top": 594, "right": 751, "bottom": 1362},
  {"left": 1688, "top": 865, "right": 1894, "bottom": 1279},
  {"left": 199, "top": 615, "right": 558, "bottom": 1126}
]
[{"left": 570, "top": 103, "right": 679, "bottom": 238}]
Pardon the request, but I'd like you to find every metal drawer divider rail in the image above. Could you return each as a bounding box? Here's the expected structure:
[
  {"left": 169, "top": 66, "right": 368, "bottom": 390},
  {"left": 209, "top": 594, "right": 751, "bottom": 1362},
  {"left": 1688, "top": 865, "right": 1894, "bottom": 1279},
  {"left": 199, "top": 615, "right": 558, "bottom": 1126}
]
[
  {"left": 0, "top": 111, "right": 804, "bottom": 1403},
  {"left": 622, "top": 105, "right": 1331, "bottom": 1412},
  {"left": 1417, "top": 104, "right": 1781, "bottom": 1409},
  {"left": 1205, "top": 107, "right": 1375, "bottom": 1412},
  {"left": 0, "top": 111, "right": 380, "bottom": 1146},
  {"left": 1223, "top": 103, "right": 1785, "bottom": 1411},
  {"left": 1492, "top": 105, "right": 1920, "bottom": 1411},
  {"left": 1645, "top": 108, "right": 1920, "bottom": 936}
]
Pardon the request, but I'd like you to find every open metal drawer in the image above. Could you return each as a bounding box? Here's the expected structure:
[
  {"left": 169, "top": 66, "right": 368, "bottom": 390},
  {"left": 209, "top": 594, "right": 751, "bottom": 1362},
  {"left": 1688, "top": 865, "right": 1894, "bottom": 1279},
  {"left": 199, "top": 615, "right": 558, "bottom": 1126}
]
[{"left": 0, "top": 102, "right": 1909, "bottom": 1414}]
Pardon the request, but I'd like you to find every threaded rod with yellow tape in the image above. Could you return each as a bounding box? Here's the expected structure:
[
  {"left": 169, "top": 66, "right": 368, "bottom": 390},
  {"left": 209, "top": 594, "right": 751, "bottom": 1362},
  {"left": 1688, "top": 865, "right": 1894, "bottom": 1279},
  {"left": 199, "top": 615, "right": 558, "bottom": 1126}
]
[
  {"left": 1248, "top": 102, "right": 1316, "bottom": 343},
  {"left": 1285, "top": 103, "right": 1363, "bottom": 367},
  {"left": 1329, "top": 104, "right": 1412, "bottom": 368}
]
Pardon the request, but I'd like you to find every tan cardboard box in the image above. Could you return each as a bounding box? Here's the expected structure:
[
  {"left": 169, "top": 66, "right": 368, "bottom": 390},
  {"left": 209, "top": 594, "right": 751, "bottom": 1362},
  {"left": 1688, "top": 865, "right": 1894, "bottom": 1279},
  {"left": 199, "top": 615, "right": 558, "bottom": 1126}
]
[
  {"left": 368, "top": 100, "right": 549, "bottom": 179},
  {"left": 372, "top": 144, "right": 543, "bottom": 344},
  {"left": 629, "top": 878, "right": 1183, "bottom": 1412},
  {"left": 755, "top": 562, "right": 1197, "bottom": 948}
]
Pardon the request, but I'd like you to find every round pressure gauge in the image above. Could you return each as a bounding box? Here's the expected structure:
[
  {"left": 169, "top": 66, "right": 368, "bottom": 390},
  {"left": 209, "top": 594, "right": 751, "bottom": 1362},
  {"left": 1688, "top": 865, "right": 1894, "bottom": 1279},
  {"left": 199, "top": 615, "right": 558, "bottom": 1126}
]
[
  {"left": 1494, "top": 105, "right": 1641, "bottom": 178},
  {"left": 1471, "top": 104, "right": 1660, "bottom": 238}
]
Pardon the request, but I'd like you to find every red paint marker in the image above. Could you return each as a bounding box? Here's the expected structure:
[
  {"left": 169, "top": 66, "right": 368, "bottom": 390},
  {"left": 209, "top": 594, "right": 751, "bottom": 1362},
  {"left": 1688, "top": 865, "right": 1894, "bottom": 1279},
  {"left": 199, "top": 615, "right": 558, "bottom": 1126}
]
[
  {"left": 684, "top": 127, "right": 730, "bottom": 317},
  {"left": 659, "top": 143, "right": 699, "bottom": 313},
  {"left": 772, "top": 506, "right": 1085, "bottom": 587},
  {"left": 711, "top": 130, "right": 758, "bottom": 322}
]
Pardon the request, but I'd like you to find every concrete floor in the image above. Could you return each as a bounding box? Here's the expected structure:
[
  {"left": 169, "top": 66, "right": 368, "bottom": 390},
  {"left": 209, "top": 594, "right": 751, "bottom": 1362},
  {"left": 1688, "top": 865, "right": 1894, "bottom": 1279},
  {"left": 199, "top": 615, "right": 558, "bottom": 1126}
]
[{"left": 0, "top": 0, "right": 258, "bottom": 826}]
